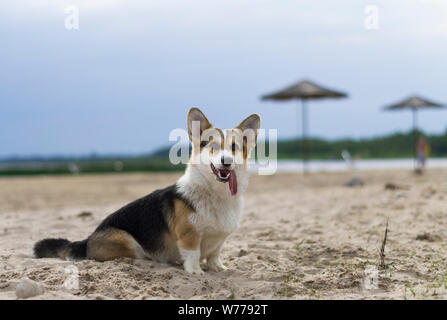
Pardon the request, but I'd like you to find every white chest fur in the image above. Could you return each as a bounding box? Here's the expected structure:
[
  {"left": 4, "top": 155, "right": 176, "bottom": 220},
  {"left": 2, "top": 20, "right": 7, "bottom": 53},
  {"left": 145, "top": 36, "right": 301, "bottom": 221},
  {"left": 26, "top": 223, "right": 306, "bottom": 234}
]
[
  {"left": 176, "top": 166, "right": 248, "bottom": 234},
  {"left": 189, "top": 194, "right": 243, "bottom": 234}
]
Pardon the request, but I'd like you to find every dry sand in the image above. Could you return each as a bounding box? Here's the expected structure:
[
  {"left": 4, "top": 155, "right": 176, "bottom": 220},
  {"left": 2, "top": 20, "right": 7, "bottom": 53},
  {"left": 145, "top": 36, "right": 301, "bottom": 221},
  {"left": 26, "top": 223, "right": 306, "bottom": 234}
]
[{"left": 1, "top": 169, "right": 447, "bottom": 300}]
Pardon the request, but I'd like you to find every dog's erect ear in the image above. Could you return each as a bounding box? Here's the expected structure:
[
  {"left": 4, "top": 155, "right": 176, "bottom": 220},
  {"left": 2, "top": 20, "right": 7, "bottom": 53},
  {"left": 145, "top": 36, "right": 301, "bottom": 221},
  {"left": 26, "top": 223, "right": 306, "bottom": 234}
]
[
  {"left": 187, "top": 108, "right": 212, "bottom": 141},
  {"left": 237, "top": 114, "right": 261, "bottom": 153},
  {"left": 237, "top": 114, "right": 260, "bottom": 138}
]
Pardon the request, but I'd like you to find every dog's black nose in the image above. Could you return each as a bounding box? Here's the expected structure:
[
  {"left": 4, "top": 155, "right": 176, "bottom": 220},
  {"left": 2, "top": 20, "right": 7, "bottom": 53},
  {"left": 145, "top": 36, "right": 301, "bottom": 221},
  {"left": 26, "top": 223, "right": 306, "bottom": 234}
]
[{"left": 221, "top": 155, "right": 233, "bottom": 167}]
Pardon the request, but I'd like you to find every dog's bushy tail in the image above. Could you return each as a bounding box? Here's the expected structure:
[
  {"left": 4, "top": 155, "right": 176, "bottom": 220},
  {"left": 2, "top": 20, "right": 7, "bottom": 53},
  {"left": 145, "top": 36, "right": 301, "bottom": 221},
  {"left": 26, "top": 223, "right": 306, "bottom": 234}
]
[{"left": 33, "top": 238, "right": 88, "bottom": 260}]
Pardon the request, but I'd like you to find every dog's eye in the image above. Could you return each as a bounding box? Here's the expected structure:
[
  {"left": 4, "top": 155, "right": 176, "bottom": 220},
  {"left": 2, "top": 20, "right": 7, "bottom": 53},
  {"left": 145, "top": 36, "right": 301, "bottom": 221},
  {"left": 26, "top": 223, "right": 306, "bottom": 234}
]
[{"left": 231, "top": 143, "right": 238, "bottom": 152}]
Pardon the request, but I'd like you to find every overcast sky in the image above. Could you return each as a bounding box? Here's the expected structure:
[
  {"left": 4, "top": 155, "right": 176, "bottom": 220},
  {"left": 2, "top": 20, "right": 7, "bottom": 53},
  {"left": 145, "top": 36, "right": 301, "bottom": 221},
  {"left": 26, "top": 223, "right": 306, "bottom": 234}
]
[{"left": 1, "top": 0, "right": 447, "bottom": 157}]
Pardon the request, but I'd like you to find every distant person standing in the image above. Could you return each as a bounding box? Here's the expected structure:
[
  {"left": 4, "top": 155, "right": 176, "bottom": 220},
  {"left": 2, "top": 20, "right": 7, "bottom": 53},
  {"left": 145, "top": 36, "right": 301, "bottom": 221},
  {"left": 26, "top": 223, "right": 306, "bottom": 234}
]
[{"left": 416, "top": 137, "right": 429, "bottom": 171}]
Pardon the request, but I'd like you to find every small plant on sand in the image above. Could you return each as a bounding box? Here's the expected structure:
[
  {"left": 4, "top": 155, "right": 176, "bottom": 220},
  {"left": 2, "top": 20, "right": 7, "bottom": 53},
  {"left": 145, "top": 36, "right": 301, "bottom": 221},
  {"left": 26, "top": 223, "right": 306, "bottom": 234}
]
[
  {"left": 295, "top": 240, "right": 305, "bottom": 250},
  {"left": 228, "top": 288, "right": 236, "bottom": 300},
  {"left": 377, "top": 219, "right": 395, "bottom": 270},
  {"left": 276, "top": 273, "right": 297, "bottom": 298},
  {"left": 426, "top": 272, "right": 447, "bottom": 295},
  {"left": 405, "top": 281, "right": 416, "bottom": 298},
  {"left": 338, "top": 259, "right": 377, "bottom": 271},
  {"left": 378, "top": 220, "right": 388, "bottom": 268},
  {"left": 428, "top": 256, "right": 446, "bottom": 273}
]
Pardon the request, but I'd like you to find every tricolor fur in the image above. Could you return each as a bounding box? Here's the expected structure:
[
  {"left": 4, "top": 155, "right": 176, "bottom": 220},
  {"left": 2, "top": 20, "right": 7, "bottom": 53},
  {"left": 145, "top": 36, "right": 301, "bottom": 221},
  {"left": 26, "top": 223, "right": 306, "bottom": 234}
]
[{"left": 33, "top": 108, "right": 261, "bottom": 274}]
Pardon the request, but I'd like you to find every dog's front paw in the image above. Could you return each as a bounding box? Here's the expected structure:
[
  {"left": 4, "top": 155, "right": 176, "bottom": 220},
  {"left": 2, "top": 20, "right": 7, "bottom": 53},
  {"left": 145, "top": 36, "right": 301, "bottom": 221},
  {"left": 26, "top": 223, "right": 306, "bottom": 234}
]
[
  {"left": 180, "top": 248, "right": 204, "bottom": 275},
  {"left": 207, "top": 258, "right": 228, "bottom": 272},
  {"left": 184, "top": 265, "right": 205, "bottom": 275}
]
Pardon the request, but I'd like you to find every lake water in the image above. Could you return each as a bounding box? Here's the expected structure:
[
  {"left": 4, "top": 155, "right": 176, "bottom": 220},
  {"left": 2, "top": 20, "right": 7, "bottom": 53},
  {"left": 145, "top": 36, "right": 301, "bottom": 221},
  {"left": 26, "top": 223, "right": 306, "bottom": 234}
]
[
  {"left": 2, "top": 158, "right": 447, "bottom": 174},
  {"left": 249, "top": 158, "right": 447, "bottom": 173}
]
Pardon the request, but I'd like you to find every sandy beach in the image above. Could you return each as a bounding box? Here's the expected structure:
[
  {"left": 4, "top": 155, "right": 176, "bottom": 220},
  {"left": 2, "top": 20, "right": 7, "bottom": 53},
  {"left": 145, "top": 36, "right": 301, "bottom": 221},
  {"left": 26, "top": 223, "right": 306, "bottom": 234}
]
[{"left": 1, "top": 169, "right": 447, "bottom": 300}]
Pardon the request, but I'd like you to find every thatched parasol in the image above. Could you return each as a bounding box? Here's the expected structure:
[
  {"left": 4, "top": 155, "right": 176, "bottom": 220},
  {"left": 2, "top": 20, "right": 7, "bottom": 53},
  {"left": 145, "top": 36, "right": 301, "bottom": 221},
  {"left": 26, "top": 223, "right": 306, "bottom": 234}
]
[
  {"left": 383, "top": 95, "right": 445, "bottom": 169},
  {"left": 261, "top": 79, "right": 348, "bottom": 172}
]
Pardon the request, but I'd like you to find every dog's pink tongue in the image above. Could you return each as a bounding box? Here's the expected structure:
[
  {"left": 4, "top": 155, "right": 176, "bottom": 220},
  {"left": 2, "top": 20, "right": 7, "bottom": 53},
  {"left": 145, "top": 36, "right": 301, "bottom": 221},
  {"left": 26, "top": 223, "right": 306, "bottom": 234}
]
[{"left": 228, "top": 170, "right": 238, "bottom": 196}]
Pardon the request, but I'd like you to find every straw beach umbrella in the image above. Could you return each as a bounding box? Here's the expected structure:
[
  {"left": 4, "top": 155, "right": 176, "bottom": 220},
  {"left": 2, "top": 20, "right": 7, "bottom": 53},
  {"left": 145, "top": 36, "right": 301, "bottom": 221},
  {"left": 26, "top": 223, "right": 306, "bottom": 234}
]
[
  {"left": 261, "top": 79, "right": 348, "bottom": 172},
  {"left": 383, "top": 95, "right": 445, "bottom": 169}
]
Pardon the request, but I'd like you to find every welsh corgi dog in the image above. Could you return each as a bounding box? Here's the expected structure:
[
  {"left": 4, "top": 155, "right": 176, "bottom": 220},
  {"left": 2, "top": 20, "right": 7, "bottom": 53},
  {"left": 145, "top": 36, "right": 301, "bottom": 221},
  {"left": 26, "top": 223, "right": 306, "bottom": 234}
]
[{"left": 34, "top": 108, "right": 260, "bottom": 274}]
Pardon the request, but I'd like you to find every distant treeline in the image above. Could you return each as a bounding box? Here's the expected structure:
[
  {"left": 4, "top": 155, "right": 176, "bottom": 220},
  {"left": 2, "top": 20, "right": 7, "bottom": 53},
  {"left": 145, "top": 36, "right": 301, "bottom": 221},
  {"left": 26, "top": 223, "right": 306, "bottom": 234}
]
[
  {"left": 150, "top": 129, "right": 447, "bottom": 160},
  {"left": 0, "top": 158, "right": 184, "bottom": 176},
  {"left": 1, "top": 129, "right": 446, "bottom": 175},
  {"left": 273, "top": 130, "right": 447, "bottom": 159}
]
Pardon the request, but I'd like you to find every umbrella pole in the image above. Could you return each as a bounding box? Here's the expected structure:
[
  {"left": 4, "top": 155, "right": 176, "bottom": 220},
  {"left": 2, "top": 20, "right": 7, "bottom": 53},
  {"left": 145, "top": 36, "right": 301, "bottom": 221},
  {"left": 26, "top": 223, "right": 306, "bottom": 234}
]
[
  {"left": 412, "top": 108, "right": 418, "bottom": 171},
  {"left": 301, "top": 99, "right": 309, "bottom": 173}
]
